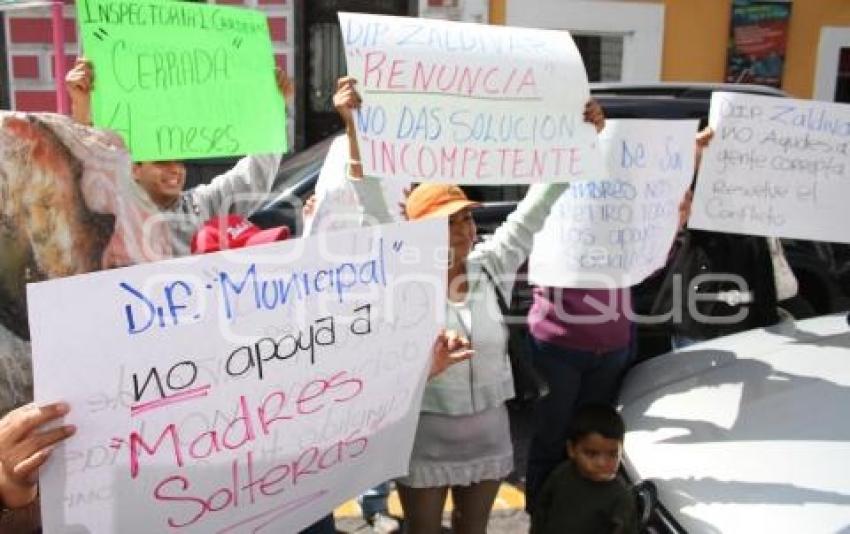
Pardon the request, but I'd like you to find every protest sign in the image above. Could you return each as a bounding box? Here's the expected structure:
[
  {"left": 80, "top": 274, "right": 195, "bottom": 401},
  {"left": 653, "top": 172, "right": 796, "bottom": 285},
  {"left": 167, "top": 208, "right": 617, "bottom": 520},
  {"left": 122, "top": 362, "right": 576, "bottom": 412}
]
[
  {"left": 77, "top": 0, "right": 286, "bottom": 161},
  {"left": 689, "top": 92, "right": 850, "bottom": 243},
  {"left": 338, "top": 12, "right": 603, "bottom": 184},
  {"left": 29, "top": 219, "right": 446, "bottom": 533},
  {"left": 529, "top": 119, "right": 697, "bottom": 288}
]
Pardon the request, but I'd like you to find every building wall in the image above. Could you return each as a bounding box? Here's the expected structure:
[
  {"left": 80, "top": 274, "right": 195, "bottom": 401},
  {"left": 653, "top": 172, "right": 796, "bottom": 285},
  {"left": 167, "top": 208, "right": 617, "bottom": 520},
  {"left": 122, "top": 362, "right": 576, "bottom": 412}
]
[
  {"left": 489, "top": 0, "right": 850, "bottom": 98},
  {"left": 4, "top": 0, "right": 295, "bottom": 112},
  {"left": 783, "top": 0, "right": 850, "bottom": 98},
  {"left": 502, "top": 0, "right": 664, "bottom": 82},
  {"left": 627, "top": 0, "right": 730, "bottom": 84}
]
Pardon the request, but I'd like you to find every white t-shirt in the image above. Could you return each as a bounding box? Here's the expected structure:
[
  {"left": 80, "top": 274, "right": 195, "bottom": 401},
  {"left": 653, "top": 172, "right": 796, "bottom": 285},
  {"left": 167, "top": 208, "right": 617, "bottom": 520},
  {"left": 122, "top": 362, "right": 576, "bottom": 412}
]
[{"left": 305, "top": 135, "right": 410, "bottom": 235}]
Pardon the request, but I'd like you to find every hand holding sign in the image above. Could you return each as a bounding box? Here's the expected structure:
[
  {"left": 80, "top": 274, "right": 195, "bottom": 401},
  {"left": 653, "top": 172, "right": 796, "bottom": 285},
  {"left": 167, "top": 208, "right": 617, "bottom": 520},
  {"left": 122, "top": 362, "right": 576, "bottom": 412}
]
[
  {"left": 334, "top": 76, "right": 362, "bottom": 131},
  {"left": 66, "top": 58, "right": 94, "bottom": 125},
  {"left": 428, "top": 330, "right": 473, "bottom": 379},
  {"left": 276, "top": 68, "right": 294, "bottom": 109},
  {"left": 693, "top": 126, "right": 714, "bottom": 172},
  {"left": 334, "top": 76, "right": 366, "bottom": 180},
  {"left": 0, "top": 402, "right": 76, "bottom": 509},
  {"left": 585, "top": 99, "right": 606, "bottom": 134}
]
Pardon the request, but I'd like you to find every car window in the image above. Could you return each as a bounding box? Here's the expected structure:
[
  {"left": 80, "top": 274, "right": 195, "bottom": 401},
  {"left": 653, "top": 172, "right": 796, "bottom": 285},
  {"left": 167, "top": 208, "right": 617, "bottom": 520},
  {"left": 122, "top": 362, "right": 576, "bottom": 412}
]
[
  {"left": 463, "top": 184, "right": 529, "bottom": 203},
  {"left": 270, "top": 135, "right": 337, "bottom": 193}
]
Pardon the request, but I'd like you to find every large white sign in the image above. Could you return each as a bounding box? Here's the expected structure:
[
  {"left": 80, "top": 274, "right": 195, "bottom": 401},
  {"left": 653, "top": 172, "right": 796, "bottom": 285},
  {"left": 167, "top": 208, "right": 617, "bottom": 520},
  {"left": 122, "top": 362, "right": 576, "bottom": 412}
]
[
  {"left": 339, "top": 12, "right": 603, "bottom": 184},
  {"left": 689, "top": 92, "right": 850, "bottom": 243},
  {"left": 529, "top": 119, "right": 697, "bottom": 288},
  {"left": 29, "top": 219, "right": 446, "bottom": 533}
]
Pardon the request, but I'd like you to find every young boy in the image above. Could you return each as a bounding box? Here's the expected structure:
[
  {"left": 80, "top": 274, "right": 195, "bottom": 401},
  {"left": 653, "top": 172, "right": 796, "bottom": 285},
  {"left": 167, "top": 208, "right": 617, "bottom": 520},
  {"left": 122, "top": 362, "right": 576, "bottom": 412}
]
[{"left": 530, "top": 403, "right": 638, "bottom": 534}]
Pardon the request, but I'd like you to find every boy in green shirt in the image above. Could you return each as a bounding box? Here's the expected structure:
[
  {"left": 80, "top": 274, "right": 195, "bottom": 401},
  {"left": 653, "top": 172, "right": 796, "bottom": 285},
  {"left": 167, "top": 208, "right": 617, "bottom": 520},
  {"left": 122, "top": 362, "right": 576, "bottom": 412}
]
[{"left": 531, "top": 404, "right": 638, "bottom": 534}]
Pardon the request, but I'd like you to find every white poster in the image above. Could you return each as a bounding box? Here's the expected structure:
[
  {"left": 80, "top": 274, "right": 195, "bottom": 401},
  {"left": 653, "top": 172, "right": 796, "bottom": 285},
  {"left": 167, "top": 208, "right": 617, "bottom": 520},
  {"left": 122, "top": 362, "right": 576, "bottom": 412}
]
[
  {"left": 689, "top": 92, "right": 850, "bottom": 243},
  {"left": 29, "top": 219, "right": 446, "bottom": 533},
  {"left": 529, "top": 119, "right": 697, "bottom": 288},
  {"left": 338, "top": 12, "right": 603, "bottom": 184}
]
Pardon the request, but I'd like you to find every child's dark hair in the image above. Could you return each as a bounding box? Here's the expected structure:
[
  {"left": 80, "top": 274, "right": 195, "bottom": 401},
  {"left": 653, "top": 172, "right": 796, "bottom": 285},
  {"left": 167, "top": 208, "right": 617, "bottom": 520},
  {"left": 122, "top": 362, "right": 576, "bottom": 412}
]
[{"left": 568, "top": 403, "right": 625, "bottom": 443}]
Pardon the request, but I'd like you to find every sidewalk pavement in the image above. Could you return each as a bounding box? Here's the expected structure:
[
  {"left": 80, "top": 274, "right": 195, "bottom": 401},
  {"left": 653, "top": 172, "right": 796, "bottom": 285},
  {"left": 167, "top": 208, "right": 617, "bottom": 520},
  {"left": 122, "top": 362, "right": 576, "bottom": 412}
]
[
  {"left": 334, "top": 482, "right": 530, "bottom": 533},
  {"left": 333, "top": 404, "right": 535, "bottom": 533}
]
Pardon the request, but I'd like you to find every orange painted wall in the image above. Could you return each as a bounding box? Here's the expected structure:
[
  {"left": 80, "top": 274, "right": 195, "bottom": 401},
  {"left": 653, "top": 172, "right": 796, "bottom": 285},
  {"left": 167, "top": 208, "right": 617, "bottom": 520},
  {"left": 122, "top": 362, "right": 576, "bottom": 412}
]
[
  {"left": 489, "top": 0, "right": 850, "bottom": 97},
  {"left": 631, "top": 0, "right": 731, "bottom": 83}
]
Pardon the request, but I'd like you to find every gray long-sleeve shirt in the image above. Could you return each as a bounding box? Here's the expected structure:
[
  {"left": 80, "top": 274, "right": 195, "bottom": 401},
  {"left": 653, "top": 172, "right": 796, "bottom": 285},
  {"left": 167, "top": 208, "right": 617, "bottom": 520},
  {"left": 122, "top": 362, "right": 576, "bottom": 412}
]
[{"left": 130, "top": 153, "right": 282, "bottom": 257}]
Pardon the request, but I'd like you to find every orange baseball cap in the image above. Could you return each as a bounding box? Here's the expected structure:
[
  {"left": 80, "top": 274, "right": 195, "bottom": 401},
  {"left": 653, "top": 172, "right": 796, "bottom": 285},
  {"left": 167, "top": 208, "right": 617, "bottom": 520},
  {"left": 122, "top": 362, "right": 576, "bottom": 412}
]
[{"left": 405, "top": 184, "right": 480, "bottom": 220}]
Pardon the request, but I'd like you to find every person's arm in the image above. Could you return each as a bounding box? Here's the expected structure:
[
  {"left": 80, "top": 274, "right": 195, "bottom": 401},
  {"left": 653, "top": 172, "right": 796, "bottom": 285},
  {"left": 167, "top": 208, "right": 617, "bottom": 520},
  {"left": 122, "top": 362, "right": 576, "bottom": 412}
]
[
  {"left": 334, "top": 77, "right": 363, "bottom": 179},
  {"left": 0, "top": 402, "right": 75, "bottom": 509},
  {"left": 330, "top": 77, "right": 395, "bottom": 226},
  {"left": 694, "top": 126, "right": 714, "bottom": 174},
  {"left": 65, "top": 58, "right": 93, "bottom": 125},
  {"left": 475, "top": 183, "right": 567, "bottom": 293},
  {"left": 348, "top": 175, "right": 394, "bottom": 226},
  {"left": 190, "top": 152, "right": 283, "bottom": 218}
]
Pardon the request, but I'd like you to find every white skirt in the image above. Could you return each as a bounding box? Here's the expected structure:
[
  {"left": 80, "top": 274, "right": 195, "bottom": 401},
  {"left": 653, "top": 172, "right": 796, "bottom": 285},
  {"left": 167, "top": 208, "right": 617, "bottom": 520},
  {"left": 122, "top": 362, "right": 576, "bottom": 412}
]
[{"left": 397, "top": 404, "right": 513, "bottom": 488}]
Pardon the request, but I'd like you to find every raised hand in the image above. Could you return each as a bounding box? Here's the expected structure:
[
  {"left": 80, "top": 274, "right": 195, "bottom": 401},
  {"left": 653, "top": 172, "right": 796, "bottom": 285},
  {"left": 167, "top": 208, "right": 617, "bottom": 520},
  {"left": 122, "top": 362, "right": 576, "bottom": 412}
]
[
  {"left": 333, "top": 76, "right": 362, "bottom": 130},
  {"left": 275, "top": 68, "right": 294, "bottom": 111},
  {"left": 65, "top": 57, "right": 93, "bottom": 125},
  {"left": 695, "top": 126, "right": 714, "bottom": 170},
  {"left": 429, "top": 329, "right": 475, "bottom": 379},
  {"left": 583, "top": 99, "right": 606, "bottom": 133}
]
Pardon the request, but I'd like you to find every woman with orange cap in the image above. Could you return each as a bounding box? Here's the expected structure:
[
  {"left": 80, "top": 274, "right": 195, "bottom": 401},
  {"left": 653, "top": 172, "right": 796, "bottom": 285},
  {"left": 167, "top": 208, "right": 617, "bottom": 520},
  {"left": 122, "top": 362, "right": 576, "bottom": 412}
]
[{"left": 333, "top": 77, "right": 605, "bottom": 534}]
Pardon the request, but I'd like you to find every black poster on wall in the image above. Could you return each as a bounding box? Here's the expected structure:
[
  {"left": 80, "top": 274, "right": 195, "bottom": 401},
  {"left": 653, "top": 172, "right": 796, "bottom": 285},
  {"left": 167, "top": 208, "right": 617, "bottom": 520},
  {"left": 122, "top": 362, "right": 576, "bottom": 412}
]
[{"left": 725, "top": 0, "right": 792, "bottom": 88}]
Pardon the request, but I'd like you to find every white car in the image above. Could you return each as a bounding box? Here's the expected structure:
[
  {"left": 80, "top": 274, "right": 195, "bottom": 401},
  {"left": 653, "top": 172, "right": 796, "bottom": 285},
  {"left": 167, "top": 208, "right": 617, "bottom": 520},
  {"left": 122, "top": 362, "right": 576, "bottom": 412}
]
[{"left": 620, "top": 314, "right": 850, "bottom": 534}]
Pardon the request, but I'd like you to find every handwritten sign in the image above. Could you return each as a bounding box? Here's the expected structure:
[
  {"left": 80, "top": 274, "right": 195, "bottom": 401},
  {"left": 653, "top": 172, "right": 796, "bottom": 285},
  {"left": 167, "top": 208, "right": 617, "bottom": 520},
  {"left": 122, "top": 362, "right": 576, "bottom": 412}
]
[
  {"left": 29, "top": 219, "right": 446, "bottom": 533},
  {"left": 689, "top": 92, "right": 850, "bottom": 243},
  {"left": 529, "top": 120, "right": 697, "bottom": 288},
  {"left": 77, "top": 0, "right": 286, "bottom": 161},
  {"left": 338, "top": 12, "right": 603, "bottom": 184}
]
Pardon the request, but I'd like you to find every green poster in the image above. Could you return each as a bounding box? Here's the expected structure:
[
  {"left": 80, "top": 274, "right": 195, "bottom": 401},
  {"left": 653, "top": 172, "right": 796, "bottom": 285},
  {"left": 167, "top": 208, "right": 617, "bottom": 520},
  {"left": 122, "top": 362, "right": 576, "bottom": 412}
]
[{"left": 77, "top": 0, "right": 287, "bottom": 161}]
